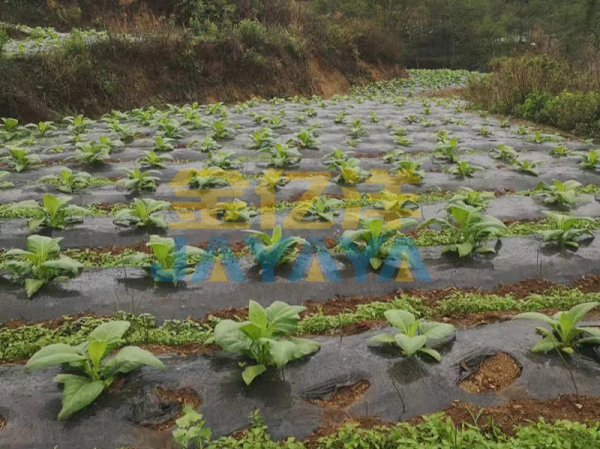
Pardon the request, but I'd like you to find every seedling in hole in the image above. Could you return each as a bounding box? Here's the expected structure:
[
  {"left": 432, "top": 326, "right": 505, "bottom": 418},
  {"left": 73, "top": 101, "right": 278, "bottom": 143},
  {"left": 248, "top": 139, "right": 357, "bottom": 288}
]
[{"left": 538, "top": 212, "right": 596, "bottom": 248}]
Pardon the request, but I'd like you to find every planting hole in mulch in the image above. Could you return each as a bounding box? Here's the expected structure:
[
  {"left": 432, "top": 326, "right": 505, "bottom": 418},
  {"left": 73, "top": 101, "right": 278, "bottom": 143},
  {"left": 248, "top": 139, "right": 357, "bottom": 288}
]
[
  {"left": 131, "top": 386, "right": 202, "bottom": 431},
  {"left": 0, "top": 413, "right": 6, "bottom": 431},
  {"left": 460, "top": 352, "right": 522, "bottom": 393},
  {"left": 306, "top": 379, "right": 371, "bottom": 409}
]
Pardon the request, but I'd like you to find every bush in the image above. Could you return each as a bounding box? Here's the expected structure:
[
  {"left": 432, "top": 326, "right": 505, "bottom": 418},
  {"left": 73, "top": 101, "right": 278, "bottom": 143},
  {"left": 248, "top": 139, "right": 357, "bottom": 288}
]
[{"left": 541, "top": 91, "right": 600, "bottom": 137}]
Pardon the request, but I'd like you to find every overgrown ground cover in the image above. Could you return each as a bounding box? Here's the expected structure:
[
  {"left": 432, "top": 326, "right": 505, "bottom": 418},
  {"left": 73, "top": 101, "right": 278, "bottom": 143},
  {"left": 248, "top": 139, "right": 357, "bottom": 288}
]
[{"left": 1, "top": 69, "right": 600, "bottom": 448}]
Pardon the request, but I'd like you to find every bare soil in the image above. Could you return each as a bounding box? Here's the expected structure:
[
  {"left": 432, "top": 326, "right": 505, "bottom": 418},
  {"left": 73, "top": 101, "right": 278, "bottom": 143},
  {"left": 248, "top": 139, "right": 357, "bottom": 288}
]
[{"left": 460, "top": 353, "right": 522, "bottom": 393}]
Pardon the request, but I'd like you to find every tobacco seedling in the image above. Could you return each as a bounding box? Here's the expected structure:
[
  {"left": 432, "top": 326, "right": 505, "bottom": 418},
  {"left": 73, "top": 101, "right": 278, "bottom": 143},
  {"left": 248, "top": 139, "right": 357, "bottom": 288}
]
[
  {"left": 64, "top": 115, "right": 92, "bottom": 135},
  {"left": 418, "top": 204, "right": 506, "bottom": 257},
  {"left": 248, "top": 128, "right": 275, "bottom": 150},
  {"left": 153, "top": 136, "right": 175, "bottom": 152},
  {"left": 292, "top": 196, "right": 342, "bottom": 223},
  {"left": 368, "top": 310, "right": 455, "bottom": 361},
  {"left": 376, "top": 190, "right": 419, "bottom": 217},
  {"left": 449, "top": 187, "right": 495, "bottom": 209},
  {"left": 323, "top": 149, "right": 354, "bottom": 166},
  {"left": 11, "top": 194, "right": 90, "bottom": 232},
  {"left": 538, "top": 212, "right": 596, "bottom": 248},
  {"left": 531, "top": 180, "right": 581, "bottom": 206},
  {"left": 394, "top": 160, "right": 424, "bottom": 182},
  {"left": 210, "top": 200, "right": 256, "bottom": 222},
  {"left": 489, "top": 145, "right": 518, "bottom": 162},
  {"left": 119, "top": 168, "right": 160, "bottom": 192},
  {"left": 74, "top": 141, "right": 111, "bottom": 164},
  {"left": 38, "top": 169, "right": 92, "bottom": 193},
  {"left": 172, "top": 406, "right": 212, "bottom": 448},
  {"left": 158, "top": 119, "right": 184, "bottom": 139},
  {"left": 338, "top": 217, "right": 418, "bottom": 270},
  {"left": 261, "top": 143, "right": 302, "bottom": 168},
  {"left": 448, "top": 161, "right": 484, "bottom": 179},
  {"left": 26, "top": 121, "right": 55, "bottom": 137},
  {"left": 137, "top": 151, "right": 173, "bottom": 169},
  {"left": 579, "top": 150, "right": 600, "bottom": 170},
  {"left": 394, "top": 135, "right": 412, "bottom": 147},
  {"left": 114, "top": 198, "right": 171, "bottom": 229},
  {"left": 199, "top": 136, "right": 221, "bottom": 152},
  {"left": 211, "top": 120, "right": 235, "bottom": 140},
  {"left": 549, "top": 145, "right": 569, "bottom": 158},
  {"left": 2, "top": 148, "right": 42, "bottom": 172},
  {"left": 434, "top": 138, "right": 461, "bottom": 163},
  {"left": 330, "top": 159, "right": 369, "bottom": 184},
  {"left": 514, "top": 303, "right": 600, "bottom": 353},
  {"left": 214, "top": 301, "right": 320, "bottom": 384},
  {"left": 5, "top": 235, "right": 83, "bottom": 297},
  {"left": 478, "top": 126, "right": 492, "bottom": 137},
  {"left": 0, "top": 171, "right": 14, "bottom": 189},
  {"left": 291, "top": 130, "right": 318, "bottom": 149},
  {"left": 382, "top": 149, "right": 407, "bottom": 163},
  {"left": 258, "top": 170, "right": 289, "bottom": 191},
  {"left": 207, "top": 150, "right": 240, "bottom": 169},
  {"left": 25, "top": 320, "right": 164, "bottom": 419},
  {"left": 188, "top": 167, "right": 230, "bottom": 189},
  {"left": 526, "top": 131, "right": 560, "bottom": 144},
  {"left": 244, "top": 225, "right": 306, "bottom": 266},
  {"left": 348, "top": 119, "right": 368, "bottom": 139}
]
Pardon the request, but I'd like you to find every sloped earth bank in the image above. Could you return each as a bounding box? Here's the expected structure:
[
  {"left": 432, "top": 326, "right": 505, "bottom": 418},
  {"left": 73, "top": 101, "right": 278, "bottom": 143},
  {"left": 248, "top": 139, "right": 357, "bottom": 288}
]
[
  {"left": 1, "top": 320, "right": 600, "bottom": 448},
  {"left": 2, "top": 73, "right": 600, "bottom": 447}
]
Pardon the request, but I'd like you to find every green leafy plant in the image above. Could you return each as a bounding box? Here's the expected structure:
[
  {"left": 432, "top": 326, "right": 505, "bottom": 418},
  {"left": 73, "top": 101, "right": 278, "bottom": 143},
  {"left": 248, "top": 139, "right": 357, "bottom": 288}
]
[
  {"left": 207, "top": 150, "right": 240, "bottom": 169},
  {"left": 214, "top": 300, "right": 320, "bottom": 385},
  {"left": 257, "top": 170, "right": 289, "bottom": 191},
  {"left": 394, "top": 160, "right": 424, "bottom": 182},
  {"left": 448, "top": 161, "right": 484, "bottom": 179},
  {"left": 114, "top": 198, "right": 171, "bottom": 229},
  {"left": 323, "top": 149, "right": 354, "bottom": 166},
  {"left": 338, "top": 217, "right": 418, "bottom": 270},
  {"left": 394, "top": 135, "right": 413, "bottom": 147},
  {"left": 210, "top": 200, "right": 256, "bottom": 222},
  {"left": 549, "top": 144, "right": 569, "bottom": 158},
  {"left": 376, "top": 190, "right": 419, "bottom": 217},
  {"left": 124, "top": 235, "right": 205, "bottom": 285},
  {"left": 64, "top": 115, "right": 92, "bottom": 135},
  {"left": 137, "top": 151, "right": 173, "bottom": 169},
  {"left": 538, "top": 212, "right": 596, "bottom": 248},
  {"left": 5, "top": 235, "right": 83, "bottom": 297},
  {"left": 199, "top": 137, "right": 221, "bottom": 153},
  {"left": 330, "top": 159, "right": 370, "bottom": 184},
  {"left": 119, "top": 168, "right": 160, "bottom": 192},
  {"left": 74, "top": 141, "right": 111, "bottom": 164},
  {"left": 348, "top": 119, "right": 368, "bottom": 139},
  {"left": 211, "top": 120, "right": 235, "bottom": 140},
  {"left": 449, "top": 187, "right": 495, "bottom": 209},
  {"left": 24, "top": 320, "right": 164, "bottom": 419},
  {"left": 153, "top": 136, "right": 175, "bottom": 152},
  {"left": 531, "top": 180, "right": 581, "bottom": 205},
  {"left": 26, "top": 121, "right": 55, "bottom": 137},
  {"left": 334, "top": 111, "right": 348, "bottom": 124},
  {"left": 244, "top": 225, "right": 306, "bottom": 266},
  {"left": 514, "top": 303, "right": 600, "bottom": 353},
  {"left": 188, "top": 167, "right": 230, "bottom": 189},
  {"left": 526, "top": 131, "right": 560, "bottom": 144},
  {"left": 11, "top": 194, "right": 90, "bottom": 232},
  {"left": 417, "top": 204, "right": 506, "bottom": 257},
  {"left": 579, "top": 150, "right": 600, "bottom": 170},
  {"left": 514, "top": 159, "right": 539, "bottom": 176},
  {"left": 248, "top": 128, "right": 275, "bottom": 150},
  {"left": 38, "top": 169, "right": 92, "bottom": 193},
  {"left": 172, "top": 406, "right": 212, "bottom": 448},
  {"left": 382, "top": 149, "right": 407, "bottom": 163},
  {"left": 368, "top": 310, "right": 455, "bottom": 361},
  {"left": 489, "top": 145, "right": 518, "bottom": 162},
  {"left": 434, "top": 138, "right": 461, "bottom": 163},
  {"left": 292, "top": 196, "right": 342, "bottom": 223},
  {"left": 1, "top": 147, "right": 42, "bottom": 172},
  {"left": 291, "top": 129, "right": 318, "bottom": 148},
  {"left": 478, "top": 126, "right": 492, "bottom": 137},
  {"left": 158, "top": 119, "right": 184, "bottom": 139},
  {"left": 0, "top": 171, "right": 14, "bottom": 189},
  {"left": 261, "top": 143, "right": 302, "bottom": 167}
]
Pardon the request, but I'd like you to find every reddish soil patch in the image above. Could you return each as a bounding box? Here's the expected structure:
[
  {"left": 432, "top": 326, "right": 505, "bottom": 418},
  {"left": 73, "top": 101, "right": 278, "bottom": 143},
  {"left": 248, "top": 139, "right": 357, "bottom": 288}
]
[
  {"left": 148, "top": 386, "right": 202, "bottom": 431},
  {"left": 140, "top": 342, "right": 217, "bottom": 357},
  {"left": 307, "top": 380, "right": 371, "bottom": 409},
  {"left": 460, "top": 353, "right": 522, "bottom": 393},
  {"left": 304, "top": 394, "right": 600, "bottom": 446}
]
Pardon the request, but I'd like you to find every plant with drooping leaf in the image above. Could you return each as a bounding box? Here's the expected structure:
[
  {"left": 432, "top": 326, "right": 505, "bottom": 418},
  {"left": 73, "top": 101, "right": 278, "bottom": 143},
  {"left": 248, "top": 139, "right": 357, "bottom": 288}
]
[
  {"left": 74, "top": 141, "right": 111, "bottom": 164},
  {"left": 26, "top": 121, "right": 55, "bottom": 137},
  {"left": 549, "top": 144, "right": 569, "bottom": 158},
  {"left": 214, "top": 300, "right": 320, "bottom": 385},
  {"left": 448, "top": 161, "right": 484, "bottom": 179},
  {"left": 514, "top": 303, "right": 600, "bottom": 354},
  {"left": 368, "top": 310, "right": 455, "bottom": 361},
  {"left": 382, "top": 149, "right": 406, "bottom": 163},
  {"left": 64, "top": 115, "right": 92, "bottom": 135},
  {"left": 258, "top": 170, "right": 289, "bottom": 191},
  {"left": 211, "top": 120, "right": 235, "bottom": 140},
  {"left": 526, "top": 131, "right": 560, "bottom": 144},
  {"left": 118, "top": 168, "right": 160, "bottom": 192},
  {"left": 244, "top": 225, "right": 306, "bottom": 267},
  {"left": 477, "top": 126, "right": 492, "bottom": 137},
  {"left": 188, "top": 167, "right": 230, "bottom": 190},
  {"left": 489, "top": 145, "right": 518, "bottom": 162},
  {"left": 1, "top": 118, "right": 19, "bottom": 133},
  {"left": 24, "top": 320, "right": 164, "bottom": 419},
  {"left": 292, "top": 196, "right": 342, "bottom": 223},
  {"left": 207, "top": 150, "right": 240, "bottom": 170},
  {"left": 1, "top": 147, "right": 42, "bottom": 172},
  {"left": 11, "top": 194, "right": 90, "bottom": 232},
  {"left": 337, "top": 217, "right": 418, "bottom": 270},
  {"left": 210, "top": 200, "right": 256, "bottom": 222},
  {"left": 330, "top": 159, "right": 370, "bottom": 184},
  {"left": 376, "top": 190, "right": 419, "bottom": 218},
  {"left": 261, "top": 143, "right": 302, "bottom": 168},
  {"left": 531, "top": 180, "right": 581, "bottom": 206},
  {"left": 247, "top": 128, "right": 275, "bottom": 150},
  {"left": 123, "top": 235, "right": 205, "bottom": 285},
  {"left": 348, "top": 119, "right": 368, "bottom": 139},
  {"left": 290, "top": 129, "right": 318, "bottom": 149},
  {"left": 538, "top": 211, "right": 596, "bottom": 248},
  {"left": 417, "top": 204, "right": 506, "bottom": 257},
  {"left": 0, "top": 171, "right": 14, "bottom": 189},
  {"left": 449, "top": 187, "right": 495, "bottom": 209},
  {"left": 394, "top": 135, "right": 413, "bottom": 147},
  {"left": 5, "top": 235, "right": 83, "bottom": 297},
  {"left": 114, "top": 198, "right": 171, "bottom": 229},
  {"left": 157, "top": 119, "right": 184, "bottom": 139},
  {"left": 514, "top": 159, "right": 539, "bottom": 176},
  {"left": 434, "top": 138, "right": 462, "bottom": 163},
  {"left": 322, "top": 148, "right": 354, "bottom": 166},
  {"left": 137, "top": 151, "right": 173, "bottom": 169},
  {"left": 153, "top": 136, "right": 175, "bottom": 152},
  {"left": 38, "top": 169, "right": 92, "bottom": 193},
  {"left": 199, "top": 136, "right": 221, "bottom": 153},
  {"left": 579, "top": 150, "right": 600, "bottom": 170},
  {"left": 393, "top": 160, "right": 424, "bottom": 182}
]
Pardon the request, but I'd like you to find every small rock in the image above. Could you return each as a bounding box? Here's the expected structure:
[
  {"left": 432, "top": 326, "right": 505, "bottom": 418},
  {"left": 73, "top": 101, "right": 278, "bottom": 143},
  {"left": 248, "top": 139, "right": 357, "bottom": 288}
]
[{"left": 575, "top": 403, "right": 583, "bottom": 410}]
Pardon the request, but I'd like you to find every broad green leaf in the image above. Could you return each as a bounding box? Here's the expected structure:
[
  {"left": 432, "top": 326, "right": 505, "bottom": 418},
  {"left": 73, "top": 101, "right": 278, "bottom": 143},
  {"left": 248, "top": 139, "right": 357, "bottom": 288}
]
[
  {"left": 265, "top": 301, "right": 305, "bottom": 337},
  {"left": 418, "top": 347, "right": 441, "bottom": 362},
  {"left": 54, "top": 375, "right": 105, "bottom": 420},
  {"left": 27, "top": 217, "right": 46, "bottom": 233},
  {"left": 531, "top": 337, "right": 558, "bottom": 353},
  {"left": 25, "top": 344, "right": 86, "bottom": 371},
  {"left": 367, "top": 333, "right": 397, "bottom": 345},
  {"left": 513, "top": 312, "right": 555, "bottom": 326},
  {"left": 242, "top": 364, "right": 267, "bottom": 385},
  {"left": 248, "top": 300, "right": 268, "bottom": 333},
  {"left": 384, "top": 310, "right": 416, "bottom": 333},
  {"left": 88, "top": 340, "right": 108, "bottom": 370},
  {"left": 88, "top": 321, "right": 130, "bottom": 344},
  {"left": 394, "top": 333, "right": 427, "bottom": 357},
  {"left": 25, "top": 278, "right": 47, "bottom": 298},
  {"left": 42, "top": 256, "right": 83, "bottom": 274},
  {"left": 214, "top": 320, "right": 251, "bottom": 354},
  {"left": 569, "top": 302, "right": 599, "bottom": 325},
  {"left": 419, "top": 322, "right": 455, "bottom": 339},
  {"left": 103, "top": 346, "right": 164, "bottom": 375}
]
